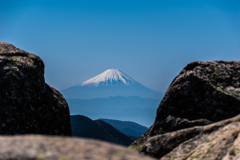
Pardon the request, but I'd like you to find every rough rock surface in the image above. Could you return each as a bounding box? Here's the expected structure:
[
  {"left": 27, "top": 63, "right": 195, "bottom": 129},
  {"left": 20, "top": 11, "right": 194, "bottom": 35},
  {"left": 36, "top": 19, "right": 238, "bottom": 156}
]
[
  {"left": 140, "top": 114, "right": 240, "bottom": 159},
  {"left": 130, "top": 61, "right": 240, "bottom": 159},
  {"left": 0, "top": 135, "right": 156, "bottom": 160},
  {"left": 0, "top": 42, "right": 71, "bottom": 135}
]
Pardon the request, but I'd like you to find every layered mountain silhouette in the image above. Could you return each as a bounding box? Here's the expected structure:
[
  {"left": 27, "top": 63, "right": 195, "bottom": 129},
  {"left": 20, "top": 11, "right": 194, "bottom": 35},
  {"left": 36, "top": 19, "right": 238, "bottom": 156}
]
[
  {"left": 61, "top": 69, "right": 163, "bottom": 99},
  {"left": 70, "top": 115, "right": 133, "bottom": 146},
  {"left": 67, "top": 96, "right": 160, "bottom": 126},
  {"left": 61, "top": 69, "right": 163, "bottom": 126},
  {"left": 99, "top": 118, "right": 148, "bottom": 138}
]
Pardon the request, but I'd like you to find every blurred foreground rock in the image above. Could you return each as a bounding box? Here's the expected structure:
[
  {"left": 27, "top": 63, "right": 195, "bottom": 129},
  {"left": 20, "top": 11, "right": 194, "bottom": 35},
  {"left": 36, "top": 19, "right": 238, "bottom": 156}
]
[
  {"left": 0, "top": 42, "right": 71, "bottom": 135},
  {"left": 0, "top": 135, "right": 155, "bottom": 160}
]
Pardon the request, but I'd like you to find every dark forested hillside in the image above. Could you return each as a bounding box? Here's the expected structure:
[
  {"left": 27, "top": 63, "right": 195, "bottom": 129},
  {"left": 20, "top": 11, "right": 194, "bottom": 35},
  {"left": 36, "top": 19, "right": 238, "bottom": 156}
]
[{"left": 70, "top": 115, "right": 133, "bottom": 146}]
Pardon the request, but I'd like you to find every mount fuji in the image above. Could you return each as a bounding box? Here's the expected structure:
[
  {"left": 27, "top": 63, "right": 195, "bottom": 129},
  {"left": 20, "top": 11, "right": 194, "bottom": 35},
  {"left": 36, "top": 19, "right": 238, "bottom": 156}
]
[
  {"left": 61, "top": 69, "right": 163, "bottom": 99},
  {"left": 81, "top": 69, "right": 136, "bottom": 87},
  {"left": 61, "top": 69, "right": 164, "bottom": 126}
]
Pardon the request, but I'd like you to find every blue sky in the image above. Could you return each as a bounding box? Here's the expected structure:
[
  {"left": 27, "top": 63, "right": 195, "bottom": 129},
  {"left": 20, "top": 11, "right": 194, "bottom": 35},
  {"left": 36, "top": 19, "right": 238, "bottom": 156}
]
[{"left": 0, "top": 0, "right": 239, "bottom": 93}]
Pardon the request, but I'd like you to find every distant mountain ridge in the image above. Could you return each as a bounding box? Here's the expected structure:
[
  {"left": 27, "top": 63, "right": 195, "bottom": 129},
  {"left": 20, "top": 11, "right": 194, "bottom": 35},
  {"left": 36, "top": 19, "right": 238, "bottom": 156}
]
[
  {"left": 70, "top": 115, "right": 133, "bottom": 146},
  {"left": 99, "top": 118, "right": 148, "bottom": 138},
  {"left": 62, "top": 69, "right": 163, "bottom": 127},
  {"left": 61, "top": 69, "right": 163, "bottom": 99},
  {"left": 67, "top": 96, "right": 160, "bottom": 127}
]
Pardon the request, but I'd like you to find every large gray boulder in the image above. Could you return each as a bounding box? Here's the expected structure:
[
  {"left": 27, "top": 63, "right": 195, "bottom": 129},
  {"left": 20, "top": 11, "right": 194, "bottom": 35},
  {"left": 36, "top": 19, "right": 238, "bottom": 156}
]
[
  {"left": 0, "top": 42, "right": 71, "bottom": 135},
  {"left": 130, "top": 61, "right": 240, "bottom": 159},
  {"left": 140, "top": 114, "right": 240, "bottom": 159}
]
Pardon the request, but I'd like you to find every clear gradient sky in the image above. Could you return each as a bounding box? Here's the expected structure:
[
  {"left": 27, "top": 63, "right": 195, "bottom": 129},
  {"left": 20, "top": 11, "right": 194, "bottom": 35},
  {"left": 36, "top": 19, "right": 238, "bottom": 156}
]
[{"left": 0, "top": 0, "right": 239, "bottom": 93}]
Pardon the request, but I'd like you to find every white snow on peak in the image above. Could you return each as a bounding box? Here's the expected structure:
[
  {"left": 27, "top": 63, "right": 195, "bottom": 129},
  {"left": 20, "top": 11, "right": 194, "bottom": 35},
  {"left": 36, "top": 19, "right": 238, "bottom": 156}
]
[{"left": 81, "top": 69, "right": 136, "bottom": 86}]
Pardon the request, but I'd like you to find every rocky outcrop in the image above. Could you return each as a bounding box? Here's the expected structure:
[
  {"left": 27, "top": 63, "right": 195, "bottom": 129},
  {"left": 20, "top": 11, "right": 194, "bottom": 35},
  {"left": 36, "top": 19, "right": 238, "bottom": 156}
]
[
  {"left": 140, "top": 114, "right": 240, "bottom": 159},
  {"left": 0, "top": 135, "right": 156, "bottom": 160},
  {"left": 0, "top": 42, "right": 71, "bottom": 135},
  {"left": 130, "top": 61, "right": 240, "bottom": 159}
]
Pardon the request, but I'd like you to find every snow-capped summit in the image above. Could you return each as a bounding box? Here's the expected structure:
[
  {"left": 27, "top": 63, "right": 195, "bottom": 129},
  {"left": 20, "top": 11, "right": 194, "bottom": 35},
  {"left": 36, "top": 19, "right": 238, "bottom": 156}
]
[
  {"left": 61, "top": 69, "right": 163, "bottom": 99},
  {"left": 60, "top": 69, "right": 164, "bottom": 127},
  {"left": 81, "top": 69, "right": 136, "bottom": 87}
]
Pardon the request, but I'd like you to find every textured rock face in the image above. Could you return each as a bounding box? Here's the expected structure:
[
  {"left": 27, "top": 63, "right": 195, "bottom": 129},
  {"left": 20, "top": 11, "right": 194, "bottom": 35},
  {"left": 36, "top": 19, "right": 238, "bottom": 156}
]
[
  {"left": 0, "top": 135, "right": 156, "bottom": 160},
  {"left": 0, "top": 42, "right": 71, "bottom": 135},
  {"left": 140, "top": 114, "right": 240, "bottom": 159},
  {"left": 152, "top": 61, "right": 240, "bottom": 134},
  {"left": 130, "top": 61, "right": 240, "bottom": 159}
]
